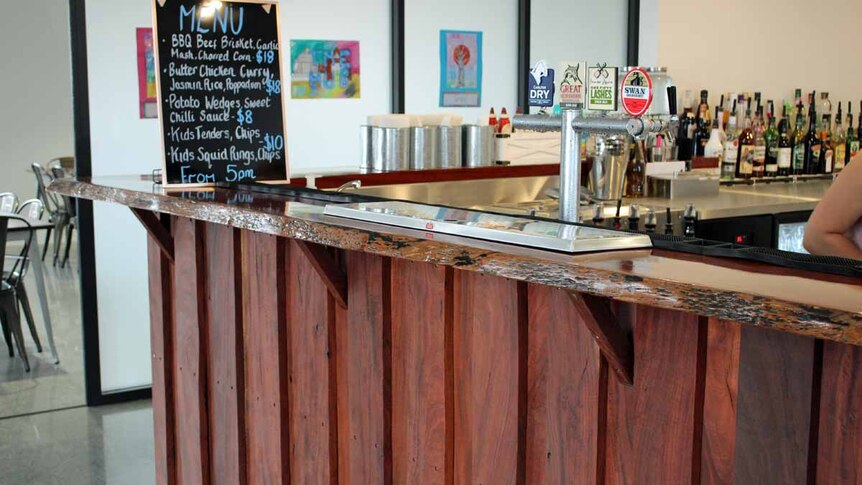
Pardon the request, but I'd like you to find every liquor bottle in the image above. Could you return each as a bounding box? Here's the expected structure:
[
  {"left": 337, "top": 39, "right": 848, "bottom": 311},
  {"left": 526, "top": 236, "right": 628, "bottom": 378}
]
[
  {"left": 697, "top": 90, "right": 711, "bottom": 124},
  {"left": 792, "top": 104, "right": 807, "bottom": 175},
  {"left": 847, "top": 102, "right": 859, "bottom": 167},
  {"left": 752, "top": 106, "right": 767, "bottom": 177},
  {"left": 833, "top": 102, "right": 846, "bottom": 172},
  {"left": 777, "top": 106, "right": 792, "bottom": 176},
  {"left": 805, "top": 100, "right": 821, "bottom": 174},
  {"left": 790, "top": 89, "right": 802, "bottom": 123},
  {"left": 820, "top": 131, "right": 834, "bottom": 174},
  {"left": 626, "top": 140, "right": 646, "bottom": 197},
  {"left": 693, "top": 112, "right": 710, "bottom": 157},
  {"left": 764, "top": 101, "right": 779, "bottom": 176},
  {"left": 676, "top": 112, "right": 694, "bottom": 161},
  {"left": 704, "top": 113, "right": 724, "bottom": 161},
  {"left": 819, "top": 92, "right": 833, "bottom": 129},
  {"left": 724, "top": 93, "right": 733, "bottom": 127},
  {"left": 858, "top": 100, "right": 862, "bottom": 143},
  {"left": 675, "top": 90, "right": 695, "bottom": 161},
  {"left": 736, "top": 99, "right": 755, "bottom": 179},
  {"left": 722, "top": 102, "right": 739, "bottom": 180}
]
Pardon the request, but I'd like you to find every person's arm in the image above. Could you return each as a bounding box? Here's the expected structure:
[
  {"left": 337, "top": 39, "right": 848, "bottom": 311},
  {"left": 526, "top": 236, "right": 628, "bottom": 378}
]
[{"left": 803, "top": 158, "right": 862, "bottom": 259}]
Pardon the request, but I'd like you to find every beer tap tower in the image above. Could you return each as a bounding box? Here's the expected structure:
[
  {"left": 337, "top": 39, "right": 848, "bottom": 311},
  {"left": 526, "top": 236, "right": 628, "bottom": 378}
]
[{"left": 512, "top": 85, "right": 678, "bottom": 222}]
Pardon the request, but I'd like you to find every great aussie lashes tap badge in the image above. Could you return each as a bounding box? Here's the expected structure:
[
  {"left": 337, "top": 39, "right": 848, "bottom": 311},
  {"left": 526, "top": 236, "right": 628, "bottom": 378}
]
[
  {"left": 620, "top": 67, "right": 653, "bottom": 117},
  {"left": 528, "top": 60, "right": 555, "bottom": 108},
  {"left": 587, "top": 63, "right": 618, "bottom": 111}
]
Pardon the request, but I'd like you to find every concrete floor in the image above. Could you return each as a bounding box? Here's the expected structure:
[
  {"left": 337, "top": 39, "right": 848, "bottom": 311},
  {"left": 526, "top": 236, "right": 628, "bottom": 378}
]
[
  {"left": 0, "top": 238, "right": 86, "bottom": 418},
  {"left": 0, "top": 239, "right": 157, "bottom": 484},
  {"left": 0, "top": 400, "right": 155, "bottom": 485}
]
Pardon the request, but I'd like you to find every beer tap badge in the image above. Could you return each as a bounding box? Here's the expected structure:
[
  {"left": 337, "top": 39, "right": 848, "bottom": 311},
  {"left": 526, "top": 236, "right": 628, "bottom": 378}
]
[
  {"left": 528, "top": 60, "right": 555, "bottom": 108},
  {"left": 558, "top": 61, "right": 585, "bottom": 109},
  {"left": 620, "top": 67, "right": 653, "bottom": 117},
  {"left": 587, "top": 63, "right": 618, "bottom": 111}
]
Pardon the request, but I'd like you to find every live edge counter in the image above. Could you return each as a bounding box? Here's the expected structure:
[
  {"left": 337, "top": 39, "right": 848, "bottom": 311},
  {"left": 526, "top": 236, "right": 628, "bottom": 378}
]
[{"left": 51, "top": 176, "right": 862, "bottom": 485}]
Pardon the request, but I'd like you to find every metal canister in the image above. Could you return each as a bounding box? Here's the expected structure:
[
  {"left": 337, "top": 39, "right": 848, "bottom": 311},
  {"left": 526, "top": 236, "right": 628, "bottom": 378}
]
[
  {"left": 411, "top": 126, "right": 439, "bottom": 170},
  {"left": 462, "top": 125, "right": 496, "bottom": 168},
  {"left": 588, "top": 134, "right": 631, "bottom": 201},
  {"left": 437, "top": 126, "right": 463, "bottom": 168},
  {"left": 371, "top": 126, "right": 411, "bottom": 172},
  {"left": 359, "top": 125, "right": 372, "bottom": 172}
]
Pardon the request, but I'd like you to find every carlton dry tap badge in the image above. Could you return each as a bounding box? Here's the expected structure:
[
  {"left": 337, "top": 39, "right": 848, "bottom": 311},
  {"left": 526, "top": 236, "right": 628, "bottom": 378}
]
[
  {"left": 558, "top": 61, "right": 585, "bottom": 109},
  {"left": 620, "top": 67, "right": 653, "bottom": 117},
  {"left": 528, "top": 60, "right": 555, "bottom": 108},
  {"left": 587, "top": 63, "right": 618, "bottom": 111}
]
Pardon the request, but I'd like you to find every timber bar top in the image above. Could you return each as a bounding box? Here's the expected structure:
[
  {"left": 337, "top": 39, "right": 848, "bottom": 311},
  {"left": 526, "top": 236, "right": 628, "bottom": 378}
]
[{"left": 51, "top": 176, "right": 862, "bottom": 345}]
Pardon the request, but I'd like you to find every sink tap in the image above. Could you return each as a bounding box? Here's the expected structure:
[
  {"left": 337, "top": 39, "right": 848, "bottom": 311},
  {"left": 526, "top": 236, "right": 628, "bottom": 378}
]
[{"left": 335, "top": 179, "right": 362, "bottom": 193}]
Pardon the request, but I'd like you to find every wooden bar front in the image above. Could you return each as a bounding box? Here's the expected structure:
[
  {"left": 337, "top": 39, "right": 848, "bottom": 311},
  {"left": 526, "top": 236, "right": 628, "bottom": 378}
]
[{"left": 148, "top": 216, "right": 862, "bottom": 485}]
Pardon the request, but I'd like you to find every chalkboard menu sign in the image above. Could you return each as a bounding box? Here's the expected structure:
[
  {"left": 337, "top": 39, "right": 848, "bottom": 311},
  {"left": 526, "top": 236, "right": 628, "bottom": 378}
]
[{"left": 152, "top": 0, "right": 288, "bottom": 186}]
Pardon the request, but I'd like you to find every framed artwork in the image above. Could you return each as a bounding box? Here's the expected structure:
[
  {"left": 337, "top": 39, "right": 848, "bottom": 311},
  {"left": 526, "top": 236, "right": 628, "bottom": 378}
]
[
  {"left": 290, "top": 40, "right": 361, "bottom": 99},
  {"left": 136, "top": 27, "right": 157, "bottom": 119},
  {"left": 439, "top": 30, "right": 482, "bottom": 107}
]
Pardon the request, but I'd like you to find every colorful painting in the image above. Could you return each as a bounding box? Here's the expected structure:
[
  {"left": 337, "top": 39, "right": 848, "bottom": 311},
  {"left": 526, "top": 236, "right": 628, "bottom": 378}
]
[
  {"left": 136, "top": 28, "right": 157, "bottom": 119},
  {"left": 439, "top": 30, "right": 482, "bottom": 107},
  {"left": 290, "top": 40, "right": 360, "bottom": 99}
]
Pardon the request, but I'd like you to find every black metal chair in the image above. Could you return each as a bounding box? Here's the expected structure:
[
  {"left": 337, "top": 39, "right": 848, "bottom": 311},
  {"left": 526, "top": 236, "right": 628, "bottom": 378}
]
[
  {"left": 0, "top": 214, "right": 33, "bottom": 371},
  {"left": 31, "top": 163, "right": 58, "bottom": 261},
  {"left": 49, "top": 165, "right": 76, "bottom": 268},
  {"left": 6, "top": 200, "right": 45, "bottom": 353}
]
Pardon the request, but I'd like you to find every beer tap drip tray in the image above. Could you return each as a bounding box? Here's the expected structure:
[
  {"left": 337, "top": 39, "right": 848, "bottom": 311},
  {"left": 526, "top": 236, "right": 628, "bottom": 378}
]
[{"left": 324, "top": 201, "right": 652, "bottom": 253}]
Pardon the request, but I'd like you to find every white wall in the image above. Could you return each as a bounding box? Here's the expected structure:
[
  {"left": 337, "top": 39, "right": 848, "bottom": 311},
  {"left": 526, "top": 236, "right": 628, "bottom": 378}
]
[
  {"left": 530, "top": 0, "right": 629, "bottom": 108},
  {"left": 404, "top": 0, "right": 518, "bottom": 123},
  {"left": 86, "top": 0, "right": 158, "bottom": 393},
  {"left": 281, "top": 0, "right": 391, "bottom": 174},
  {"left": 0, "top": 0, "right": 74, "bottom": 200},
  {"left": 643, "top": 0, "right": 862, "bottom": 108}
]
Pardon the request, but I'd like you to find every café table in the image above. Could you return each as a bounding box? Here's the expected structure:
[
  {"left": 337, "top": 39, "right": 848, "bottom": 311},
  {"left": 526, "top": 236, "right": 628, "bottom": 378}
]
[{"left": 5, "top": 215, "right": 59, "bottom": 364}]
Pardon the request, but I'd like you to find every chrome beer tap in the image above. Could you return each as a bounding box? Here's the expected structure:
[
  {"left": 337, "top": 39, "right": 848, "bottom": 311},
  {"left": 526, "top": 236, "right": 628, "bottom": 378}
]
[{"left": 513, "top": 86, "right": 679, "bottom": 223}]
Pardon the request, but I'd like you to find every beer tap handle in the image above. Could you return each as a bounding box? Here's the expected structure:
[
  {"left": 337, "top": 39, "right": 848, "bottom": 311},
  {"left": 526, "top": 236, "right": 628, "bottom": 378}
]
[{"left": 667, "top": 86, "right": 678, "bottom": 116}]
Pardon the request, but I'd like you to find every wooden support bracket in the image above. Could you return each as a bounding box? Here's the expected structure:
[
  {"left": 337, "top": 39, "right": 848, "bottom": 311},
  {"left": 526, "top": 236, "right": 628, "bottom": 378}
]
[
  {"left": 131, "top": 208, "right": 174, "bottom": 262},
  {"left": 568, "top": 292, "right": 634, "bottom": 386},
  {"left": 296, "top": 240, "right": 348, "bottom": 308}
]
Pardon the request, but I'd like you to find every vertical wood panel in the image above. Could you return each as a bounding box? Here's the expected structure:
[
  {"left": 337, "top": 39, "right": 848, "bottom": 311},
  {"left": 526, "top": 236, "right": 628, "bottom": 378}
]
[
  {"left": 525, "top": 286, "right": 600, "bottom": 485},
  {"left": 701, "top": 319, "right": 741, "bottom": 485},
  {"left": 148, "top": 235, "right": 176, "bottom": 485},
  {"left": 206, "top": 224, "right": 245, "bottom": 485},
  {"left": 336, "top": 252, "right": 391, "bottom": 485},
  {"left": 817, "top": 341, "right": 862, "bottom": 485},
  {"left": 286, "top": 239, "right": 336, "bottom": 485},
  {"left": 390, "top": 260, "right": 451, "bottom": 485},
  {"left": 173, "top": 217, "right": 210, "bottom": 485},
  {"left": 453, "top": 271, "right": 523, "bottom": 485},
  {"left": 733, "top": 327, "right": 814, "bottom": 485},
  {"left": 242, "top": 231, "right": 289, "bottom": 485},
  {"left": 606, "top": 305, "right": 701, "bottom": 485}
]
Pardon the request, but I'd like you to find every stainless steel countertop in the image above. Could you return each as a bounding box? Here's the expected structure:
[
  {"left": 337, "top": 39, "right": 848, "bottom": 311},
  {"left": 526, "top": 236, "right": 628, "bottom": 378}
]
[
  {"left": 631, "top": 178, "right": 832, "bottom": 220},
  {"left": 343, "top": 172, "right": 834, "bottom": 221},
  {"left": 482, "top": 179, "right": 832, "bottom": 222}
]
